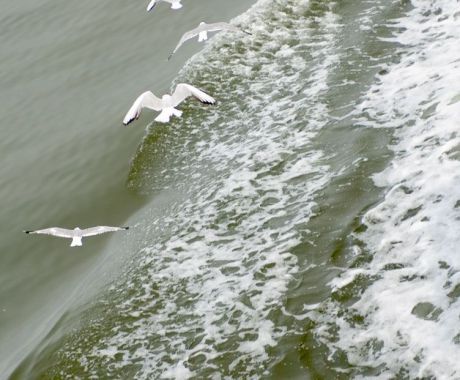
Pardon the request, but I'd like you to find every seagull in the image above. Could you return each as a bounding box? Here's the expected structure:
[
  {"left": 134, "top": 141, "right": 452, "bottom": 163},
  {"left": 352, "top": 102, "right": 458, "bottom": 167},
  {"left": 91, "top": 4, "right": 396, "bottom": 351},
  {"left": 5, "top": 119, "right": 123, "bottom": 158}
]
[
  {"left": 168, "top": 22, "right": 251, "bottom": 59},
  {"left": 123, "top": 83, "right": 215, "bottom": 125},
  {"left": 24, "top": 226, "right": 129, "bottom": 247},
  {"left": 147, "top": 0, "right": 182, "bottom": 11}
]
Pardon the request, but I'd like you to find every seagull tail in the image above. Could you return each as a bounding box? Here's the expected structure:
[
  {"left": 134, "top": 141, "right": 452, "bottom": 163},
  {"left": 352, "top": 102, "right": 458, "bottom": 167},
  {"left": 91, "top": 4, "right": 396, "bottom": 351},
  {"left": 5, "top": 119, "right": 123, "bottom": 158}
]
[
  {"left": 198, "top": 31, "right": 208, "bottom": 42},
  {"left": 155, "top": 108, "right": 181, "bottom": 123},
  {"left": 70, "top": 237, "right": 83, "bottom": 247}
]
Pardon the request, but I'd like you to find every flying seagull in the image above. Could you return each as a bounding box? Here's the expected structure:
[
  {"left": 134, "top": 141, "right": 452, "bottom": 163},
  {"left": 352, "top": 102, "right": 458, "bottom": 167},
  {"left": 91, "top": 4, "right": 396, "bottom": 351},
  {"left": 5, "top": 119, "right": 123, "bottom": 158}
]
[
  {"left": 123, "top": 83, "right": 215, "bottom": 125},
  {"left": 168, "top": 22, "right": 251, "bottom": 59},
  {"left": 147, "top": 0, "right": 182, "bottom": 11},
  {"left": 24, "top": 226, "right": 129, "bottom": 247}
]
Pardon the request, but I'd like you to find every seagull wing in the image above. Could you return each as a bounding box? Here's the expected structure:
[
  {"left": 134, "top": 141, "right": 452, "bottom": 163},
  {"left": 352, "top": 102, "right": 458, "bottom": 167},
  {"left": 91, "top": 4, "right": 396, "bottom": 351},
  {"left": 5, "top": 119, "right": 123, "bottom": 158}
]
[
  {"left": 25, "top": 227, "right": 74, "bottom": 238},
  {"left": 81, "top": 226, "right": 129, "bottom": 237},
  {"left": 168, "top": 27, "right": 201, "bottom": 59},
  {"left": 123, "top": 91, "right": 163, "bottom": 125},
  {"left": 203, "top": 22, "right": 243, "bottom": 34},
  {"left": 171, "top": 83, "right": 215, "bottom": 107},
  {"left": 147, "top": 0, "right": 158, "bottom": 11}
]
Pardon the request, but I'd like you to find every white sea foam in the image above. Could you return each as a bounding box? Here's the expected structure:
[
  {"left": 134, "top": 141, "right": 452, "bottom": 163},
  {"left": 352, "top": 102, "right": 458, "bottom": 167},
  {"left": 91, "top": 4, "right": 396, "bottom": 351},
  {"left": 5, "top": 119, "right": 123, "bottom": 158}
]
[
  {"left": 309, "top": 1, "right": 460, "bottom": 377},
  {"left": 71, "top": 1, "right": 344, "bottom": 378}
]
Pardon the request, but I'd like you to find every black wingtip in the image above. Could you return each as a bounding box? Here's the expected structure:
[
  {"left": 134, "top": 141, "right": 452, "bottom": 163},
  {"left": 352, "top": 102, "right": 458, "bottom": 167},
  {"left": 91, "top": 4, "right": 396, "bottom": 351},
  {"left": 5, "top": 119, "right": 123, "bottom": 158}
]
[
  {"left": 200, "top": 98, "right": 217, "bottom": 105},
  {"left": 24, "top": 230, "right": 31, "bottom": 234},
  {"left": 123, "top": 227, "right": 130, "bottom": 230},
  {"left": 167, "top": 54, "right": 173, "bottom": 61}
]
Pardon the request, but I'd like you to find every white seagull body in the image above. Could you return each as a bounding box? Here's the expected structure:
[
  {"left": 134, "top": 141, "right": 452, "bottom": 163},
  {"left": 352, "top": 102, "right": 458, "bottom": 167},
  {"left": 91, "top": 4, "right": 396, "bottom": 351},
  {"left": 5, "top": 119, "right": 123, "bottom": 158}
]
[
  {"left": 24, "top": 226, "right": 129, "bottom": 247},
  {"left": 168, "top": 22, "right": 250, "bottom": 59},
  {"left": 147, "top": 0, "right": 182, "bottom": 11},
  {"left": 123, "top": 83, "right": 215, "bottom": 125}
]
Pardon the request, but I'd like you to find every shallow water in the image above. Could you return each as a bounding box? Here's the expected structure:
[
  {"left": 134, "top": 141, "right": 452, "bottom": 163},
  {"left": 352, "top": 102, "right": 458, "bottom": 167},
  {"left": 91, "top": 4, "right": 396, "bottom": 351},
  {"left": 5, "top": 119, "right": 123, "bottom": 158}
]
[{"left": 2, "top": 0, "right": 460, "bottom": 378}]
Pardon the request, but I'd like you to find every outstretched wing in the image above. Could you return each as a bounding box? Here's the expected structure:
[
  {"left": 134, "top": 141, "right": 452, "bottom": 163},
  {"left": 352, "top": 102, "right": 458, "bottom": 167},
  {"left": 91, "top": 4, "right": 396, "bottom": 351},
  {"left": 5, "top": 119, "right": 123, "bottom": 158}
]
[
  {"left": 123, "top": 91, "right": 163, "bottom": 125},
  {"left": 147, "top": 0, "right": 158, "bottom": 11},
  {"left": 171, "top": 83, "right": 215, "bottom": 107},
  {"left": 168, "top": 27, "right": 201, "bottom": 60},
  {"left": 24, "top": 228, "right": 74, "bottom": 238},
  {"left": 81, "top": 226, "right": 129, "bottom": 237},
  {"left": 204, "top": 22, "right": 244, "bottom": 34}
]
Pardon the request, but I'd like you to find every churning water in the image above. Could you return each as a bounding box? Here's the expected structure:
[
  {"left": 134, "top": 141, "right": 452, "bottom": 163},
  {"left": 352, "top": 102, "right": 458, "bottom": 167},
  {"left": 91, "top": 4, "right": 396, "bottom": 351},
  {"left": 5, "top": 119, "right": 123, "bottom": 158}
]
[{"left": 2, "top": 0, "right": 460, "bottom": 378}]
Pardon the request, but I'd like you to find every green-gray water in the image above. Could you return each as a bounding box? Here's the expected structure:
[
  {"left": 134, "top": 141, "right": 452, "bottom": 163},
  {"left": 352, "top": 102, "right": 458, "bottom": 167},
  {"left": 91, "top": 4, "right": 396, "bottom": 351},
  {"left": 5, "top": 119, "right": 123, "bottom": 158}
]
[{"left": 2, "top": 0, "right": 460, "bottom": 378}]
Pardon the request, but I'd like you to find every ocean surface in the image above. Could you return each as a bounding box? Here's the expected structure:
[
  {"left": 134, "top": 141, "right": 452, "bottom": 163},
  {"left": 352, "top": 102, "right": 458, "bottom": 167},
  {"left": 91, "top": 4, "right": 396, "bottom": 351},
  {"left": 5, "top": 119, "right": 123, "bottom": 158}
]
[{"left": 1, "top": 0, "right": 460, "bottom": 378}]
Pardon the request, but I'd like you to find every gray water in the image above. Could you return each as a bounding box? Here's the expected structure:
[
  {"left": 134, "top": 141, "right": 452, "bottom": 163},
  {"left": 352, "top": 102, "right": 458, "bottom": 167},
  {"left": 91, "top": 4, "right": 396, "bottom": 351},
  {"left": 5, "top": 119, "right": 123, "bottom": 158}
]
[{"left": 2, "top": 0, "right": 460, "bottom": 378}]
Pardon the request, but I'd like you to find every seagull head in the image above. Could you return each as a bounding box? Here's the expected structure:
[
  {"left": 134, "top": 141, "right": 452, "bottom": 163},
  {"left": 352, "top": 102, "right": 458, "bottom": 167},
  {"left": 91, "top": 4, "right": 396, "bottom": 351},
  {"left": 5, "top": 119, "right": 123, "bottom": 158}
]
[
  {"left": 199, "top": 22, "right": 205, "bottom": 26},
  {"left": 74, "top": 227, "right": 81, "bottom": 231}
]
